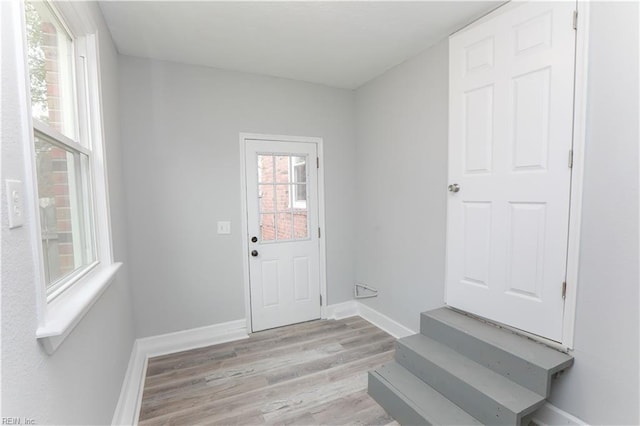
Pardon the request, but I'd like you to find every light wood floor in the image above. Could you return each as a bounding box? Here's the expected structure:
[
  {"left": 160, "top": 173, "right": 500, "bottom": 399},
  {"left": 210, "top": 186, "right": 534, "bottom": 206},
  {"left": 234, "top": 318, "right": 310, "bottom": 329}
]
[{"left": 138, "top": 316, "right": 398, "bottom": 425}]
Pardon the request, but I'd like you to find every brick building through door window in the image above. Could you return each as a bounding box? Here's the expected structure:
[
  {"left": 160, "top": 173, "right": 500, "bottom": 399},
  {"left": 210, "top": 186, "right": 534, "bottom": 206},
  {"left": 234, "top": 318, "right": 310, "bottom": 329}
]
[{"left": 257, "top": 154, "right": 309, "bottom": 242}]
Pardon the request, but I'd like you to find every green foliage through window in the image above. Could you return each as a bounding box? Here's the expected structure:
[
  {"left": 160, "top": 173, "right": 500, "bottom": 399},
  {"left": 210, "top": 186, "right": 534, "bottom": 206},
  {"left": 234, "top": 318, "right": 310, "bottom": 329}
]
[{"left": 25, "top": 1, "right": 49, "bottom": 123}]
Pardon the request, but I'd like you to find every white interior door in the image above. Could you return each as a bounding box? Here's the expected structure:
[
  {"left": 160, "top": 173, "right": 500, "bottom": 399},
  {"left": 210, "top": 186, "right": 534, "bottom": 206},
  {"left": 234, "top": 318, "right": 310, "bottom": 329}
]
[
  {"left": 245, "top": 140, "right": 320, "bottom": 332},
  {"left": 446, "top": 1, "right": 577, "bottom": 342}
]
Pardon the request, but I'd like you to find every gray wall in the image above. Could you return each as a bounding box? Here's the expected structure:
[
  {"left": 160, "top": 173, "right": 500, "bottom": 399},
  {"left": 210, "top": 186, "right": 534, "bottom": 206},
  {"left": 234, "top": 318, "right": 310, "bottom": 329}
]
[
  {"left": 548, "top": 2, "right": 639, "bottom": 424},
  {"left": 1, "top": 2, "right": 135, "bottom": 424},
  {"left": 353, "top": 2, "right": 639, "bottom": 424},
  {"left": 354, "top": 40, "right": 449, "bottom": 332},
  {"left": 118, "top": 56, "right": 356, "bottom": 338}
]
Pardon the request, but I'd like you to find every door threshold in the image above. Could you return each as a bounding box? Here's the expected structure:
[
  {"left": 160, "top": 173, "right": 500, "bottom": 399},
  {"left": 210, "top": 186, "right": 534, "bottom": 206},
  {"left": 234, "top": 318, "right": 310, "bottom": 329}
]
[{"left": 445, "top": 306, "right": 570, "bottom": 353}]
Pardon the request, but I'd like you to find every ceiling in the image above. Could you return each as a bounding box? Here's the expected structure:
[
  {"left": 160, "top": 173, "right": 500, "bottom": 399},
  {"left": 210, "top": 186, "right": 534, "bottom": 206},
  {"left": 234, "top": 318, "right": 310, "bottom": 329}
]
[{"left": 99, "top": 1, "right": 502, "bottom": 90}]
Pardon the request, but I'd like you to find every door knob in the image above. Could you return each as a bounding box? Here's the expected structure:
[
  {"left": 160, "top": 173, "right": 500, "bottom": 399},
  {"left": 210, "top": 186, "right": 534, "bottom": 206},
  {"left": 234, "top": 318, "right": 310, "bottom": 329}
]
[
  {"left": 251, "top": 236, "right": 258, "bottom": 243},
  {"left": 251, "top": 250, "right": 259, "bottom": 257},
  {"left": 448, "top": 183, "right": 460, "bottom": 193}
]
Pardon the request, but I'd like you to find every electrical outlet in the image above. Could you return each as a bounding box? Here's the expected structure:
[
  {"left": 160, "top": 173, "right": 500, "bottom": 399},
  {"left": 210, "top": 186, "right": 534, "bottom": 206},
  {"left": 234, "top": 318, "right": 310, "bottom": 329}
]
[{"left": 6, "top": 180, "right": 24, "bottom": 229}]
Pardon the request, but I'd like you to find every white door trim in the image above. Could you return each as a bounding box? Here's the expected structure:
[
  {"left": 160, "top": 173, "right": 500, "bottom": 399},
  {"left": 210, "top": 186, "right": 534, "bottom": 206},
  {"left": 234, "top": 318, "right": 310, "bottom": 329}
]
[
  {"left": 239, "top": 133, "right": 327, "bottom": 333},
  {"left": 562, "top": 0, "right": 590, "bottom": 349}
]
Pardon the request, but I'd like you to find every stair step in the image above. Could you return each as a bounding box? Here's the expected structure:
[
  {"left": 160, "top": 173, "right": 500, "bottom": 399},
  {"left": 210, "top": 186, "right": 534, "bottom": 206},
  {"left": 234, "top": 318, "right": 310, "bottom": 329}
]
[
  {"left": 368, "top": 361, "right": 482, "bottom": 426},
  {"left": 421, "top": 308, "right": 573, "bottom": 397},
  {"left": 396, "top": 334, "right": 546, "bottom": 425}
]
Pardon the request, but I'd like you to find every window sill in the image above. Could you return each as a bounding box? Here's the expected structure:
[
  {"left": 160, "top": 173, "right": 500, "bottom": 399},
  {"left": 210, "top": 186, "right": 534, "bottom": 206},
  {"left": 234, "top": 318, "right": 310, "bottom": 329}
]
[{"left": 36, "top": 262, "right": 122, "bottom": 354}]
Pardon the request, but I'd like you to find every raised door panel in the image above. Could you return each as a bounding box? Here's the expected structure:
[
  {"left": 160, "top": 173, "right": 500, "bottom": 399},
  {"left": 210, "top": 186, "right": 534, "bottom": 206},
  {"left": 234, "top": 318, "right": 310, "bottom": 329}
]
[
  {"left": 464, "top": 86, "right": 495, "bottom": 174},
  {"left": 511, "top": 68, "right": 551, "bottom": 171},
  {"left": 462, "top": 202, "right": 493, "bottom": 288},
  {"left": 505, "top": 203, "right": 547, "bottom": 300},
  {"left": 261, "top": 260, "right": 280, "bottom": 307},
  {"left": 293, "top": 256, "right": 311, "bottom": 301}
]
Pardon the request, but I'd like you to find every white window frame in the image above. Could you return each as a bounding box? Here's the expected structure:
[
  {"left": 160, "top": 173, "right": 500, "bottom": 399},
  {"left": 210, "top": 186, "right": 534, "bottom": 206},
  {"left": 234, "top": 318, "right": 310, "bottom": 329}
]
[
  {"left": 33, "top": 120, "right": 98, "bottom": 300},
  {"left": 18, "top": 1, "right": 121, "bottom": 354}
]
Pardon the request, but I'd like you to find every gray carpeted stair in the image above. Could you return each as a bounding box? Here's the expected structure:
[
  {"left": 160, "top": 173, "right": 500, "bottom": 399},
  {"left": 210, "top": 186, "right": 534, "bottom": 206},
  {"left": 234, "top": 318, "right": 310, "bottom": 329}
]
[{"left": 368, "top": 307, "right": 573, "bottom": 425}]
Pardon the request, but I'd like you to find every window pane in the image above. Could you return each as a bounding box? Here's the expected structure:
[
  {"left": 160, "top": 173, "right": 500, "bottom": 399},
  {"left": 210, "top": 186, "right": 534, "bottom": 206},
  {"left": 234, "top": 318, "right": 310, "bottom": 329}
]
[
  {"left": 293, "top": 184, "right": 307, "bottom": 208},
  {"left": 294, "top": 212, "right": 308, "bottom": 239},
  {"left": 25, "top": 1, "right": 76, "bottom": 139},
  {"left": 275, "top": 156, "right": 290, "bottom": 183},
  {"left": 260, "top": 213, "right": 275, "bottom": 242},
  {"left": 257, "top": 155, "right": 274, "bottom": 183},
  {"left": 293, "top": 156, "right": 306, "bottom": 183},
  {"left": 35, "top": 133, "right": 94, "bottom": 287},
  {"left": 275, "top": 184, "right": 290, "bottom": 212},
  {"left": 259, "top": 184, "right": 275, "bottom": 212},
  {"left": 276, "top": 213, "right": 293, "bottom": 240}
]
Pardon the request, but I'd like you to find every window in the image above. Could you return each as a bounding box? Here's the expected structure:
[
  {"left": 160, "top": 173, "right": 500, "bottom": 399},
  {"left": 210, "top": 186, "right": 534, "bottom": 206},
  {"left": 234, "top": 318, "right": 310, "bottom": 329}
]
[
  {"left": 22, "top": 0, "right": 119, "bottom": 353},
  {"left": 257, "top": 154, "right": 309, "bottom": 242},
  {"left": 25, "top": 1, "right": 99, "bottom": 300}
]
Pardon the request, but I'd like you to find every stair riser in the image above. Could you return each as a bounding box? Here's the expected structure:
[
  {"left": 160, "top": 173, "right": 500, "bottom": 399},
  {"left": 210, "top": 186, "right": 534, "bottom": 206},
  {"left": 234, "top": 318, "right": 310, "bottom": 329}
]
[
  {"left": 395, "top": 342, "right": 521, "bottom": 425},
  {"left": 368, "top": 372, "right": 432, "bottom": 426},
  {"left": 421, "top": 313, "right": 551, "bottom": 397}
]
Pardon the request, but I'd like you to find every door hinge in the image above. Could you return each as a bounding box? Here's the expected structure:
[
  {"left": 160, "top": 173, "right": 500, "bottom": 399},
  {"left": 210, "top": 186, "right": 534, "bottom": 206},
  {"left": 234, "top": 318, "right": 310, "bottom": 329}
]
[
  {"left": 320, "top": 294, "right": 323, "bottom": 306},
  {"left": 572, "top": 10, "right": 578, "bottom": 30},
  {"left": 318, "top": 227, "right": 321, "bottom": 238},
  {"left": 316, "top": 157, "right": 320, "bottom": 169},
  {"left": 562, "top": 281, "right": 567, "bottom": 299},
  {"left": 568, "top": 150, "right": 574, "bottom": 168}
]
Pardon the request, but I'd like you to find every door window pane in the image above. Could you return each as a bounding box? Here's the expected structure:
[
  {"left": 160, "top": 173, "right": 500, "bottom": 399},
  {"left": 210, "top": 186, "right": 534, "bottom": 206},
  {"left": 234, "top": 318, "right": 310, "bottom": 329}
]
[
  {"left": 260, "top": 213, "right": 275, "bottom": 241},
  {"left": 276, "top": 184, "right": 291, "bottom": 212},
  {"left": 257, "top": 155, "right": 274, "bottom": 183},
  {"left": 275, "top": 156, "right": 290, "bottom": 183},
  {"left": 294, "top": 212, "right": 308, "bottom": 239},
  {"left": 35, "top": 132, "right": 95, "bottom": 287},
  {"left": 292, "top": 156, "right": 307, "bottom": 209},
  {"left": 276, "top": 213, "right": 293, "bottom": 240},
  {"left": 292, "top": 184, "right": 307, "bottom": 209},
  {"left": 25, "top": 1, "right": 77, "bottom": 139},
  {"left": 292, "top": 156, "right": 306, "bottom": 183},
  {"left": 259, "top": 184, "right": 275, "bottom": 212}
]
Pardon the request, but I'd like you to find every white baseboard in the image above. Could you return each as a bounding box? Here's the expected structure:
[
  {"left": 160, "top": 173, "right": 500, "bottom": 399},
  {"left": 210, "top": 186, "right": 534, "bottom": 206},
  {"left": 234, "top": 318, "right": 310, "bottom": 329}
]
[
  {"left": 356, "top": 302, "right": 416, "bottom": 339},
  {"left": 323, "top": 300, "right": 358, "bottom": 320},
  {"left": 532, "top": 403, "right": 588, "bottom": 426},
  {"left": 136, "top": 319, "right": 248, "bottom": 358},
  {"left": 112, "top": 340, "right": 147, "bottom": 426},
  {"left": 322, "top": 301, "right": 416, "bottom": 338},
  {"left": 111, "top": 320, "right": 249, "bottom": 425}
]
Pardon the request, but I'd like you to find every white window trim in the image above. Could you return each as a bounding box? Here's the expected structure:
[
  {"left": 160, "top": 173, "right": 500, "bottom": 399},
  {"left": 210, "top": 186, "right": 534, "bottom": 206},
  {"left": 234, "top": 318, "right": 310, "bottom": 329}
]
[{"left": 16, "top": 1, "right": 120, "bottom": 354}]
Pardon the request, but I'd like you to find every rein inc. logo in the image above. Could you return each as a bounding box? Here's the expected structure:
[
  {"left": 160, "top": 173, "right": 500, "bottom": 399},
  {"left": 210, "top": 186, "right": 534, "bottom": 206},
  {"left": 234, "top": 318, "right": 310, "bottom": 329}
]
[{"left": 2, "top": 418, "right": 35, "bottom": 425}]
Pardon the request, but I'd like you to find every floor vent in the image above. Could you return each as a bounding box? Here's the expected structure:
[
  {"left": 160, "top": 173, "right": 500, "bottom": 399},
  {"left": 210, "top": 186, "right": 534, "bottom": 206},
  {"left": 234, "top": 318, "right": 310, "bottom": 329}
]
[{"left": 368, "top": 307, "right": 573, "bottom": 425}]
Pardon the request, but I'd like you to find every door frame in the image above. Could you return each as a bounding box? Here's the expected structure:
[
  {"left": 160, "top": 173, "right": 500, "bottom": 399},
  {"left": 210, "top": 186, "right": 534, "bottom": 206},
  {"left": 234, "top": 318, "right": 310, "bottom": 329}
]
[
  {"left": 562, "top": 0, "right": 591, "bottom": 350},
  {"left": 445, "top": 0, "right": 590, "bottom": 350},
  {"left": 239, "top": 132, "right": 328, "bottom": 333}
]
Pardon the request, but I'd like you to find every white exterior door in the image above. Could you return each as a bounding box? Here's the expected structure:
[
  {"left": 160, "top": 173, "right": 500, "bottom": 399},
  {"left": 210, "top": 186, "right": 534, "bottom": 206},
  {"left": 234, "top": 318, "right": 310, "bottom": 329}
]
[
  {"left": 245, "top": 140, "right": 321, "bottom": 332},
  {"left": 446, "top": 2, "right": 577, "bottom": 341}
]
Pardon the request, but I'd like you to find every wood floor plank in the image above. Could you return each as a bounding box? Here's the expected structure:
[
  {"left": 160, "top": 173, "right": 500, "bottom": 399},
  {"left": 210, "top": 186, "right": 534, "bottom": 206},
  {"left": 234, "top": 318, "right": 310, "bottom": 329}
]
[
  {"left": 144, "top": 322, "right": 380, "bottom": 392},
  {"left": 140, "top": 338, "right": 394, "bottom": 420},
  {"left": 139, "top": 317, "right": 396, "bottom": 425},
  {"left": 146, "top": 319, "right": 362, "bottom": 376}
]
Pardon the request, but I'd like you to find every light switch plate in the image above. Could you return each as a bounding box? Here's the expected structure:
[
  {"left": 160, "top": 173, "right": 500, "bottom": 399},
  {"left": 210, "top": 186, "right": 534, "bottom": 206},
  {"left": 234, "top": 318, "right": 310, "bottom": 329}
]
[
  {"left": 217, "top": 221, "right": 231, "bottom": 234},
  {"left": 6, "top": 180, "right": 24, "bottom": 229}
]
